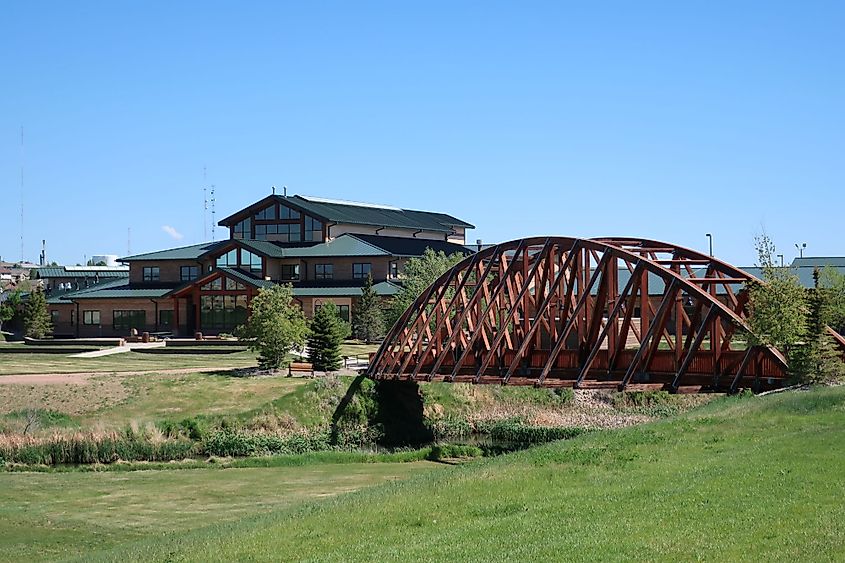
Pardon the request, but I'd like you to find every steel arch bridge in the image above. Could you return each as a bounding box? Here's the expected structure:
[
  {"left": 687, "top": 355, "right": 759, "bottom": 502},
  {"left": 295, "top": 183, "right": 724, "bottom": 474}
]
[{"left": 368, "top": 237, "right": 844, "bottom": 393}]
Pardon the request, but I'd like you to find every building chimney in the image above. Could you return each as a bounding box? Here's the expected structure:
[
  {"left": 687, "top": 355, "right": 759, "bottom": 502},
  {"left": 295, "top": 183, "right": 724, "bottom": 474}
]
[
  {"left": 476, "top": 239, "right": 483, "bottom": 252},
  {"left": 283, "top": 185, "right": 287, "bottom": 197}
]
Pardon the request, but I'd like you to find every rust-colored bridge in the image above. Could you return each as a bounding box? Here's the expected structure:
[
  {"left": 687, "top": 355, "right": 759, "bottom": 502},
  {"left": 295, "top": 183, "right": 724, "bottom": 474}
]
[{"left": 369, "top": 237, "right": 843, "bottom": 393}]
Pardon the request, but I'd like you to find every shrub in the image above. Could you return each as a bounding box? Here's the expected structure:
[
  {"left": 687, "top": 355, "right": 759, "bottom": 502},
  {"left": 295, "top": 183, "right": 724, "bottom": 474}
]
[{"left": 427, "top": 444, "right": 483, "bottom": 461}]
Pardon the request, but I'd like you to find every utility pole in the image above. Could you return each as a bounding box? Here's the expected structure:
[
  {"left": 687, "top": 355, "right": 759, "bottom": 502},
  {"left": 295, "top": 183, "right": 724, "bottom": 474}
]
[{"left": 705, "top": 233, "right": 713, "bottom": 257}]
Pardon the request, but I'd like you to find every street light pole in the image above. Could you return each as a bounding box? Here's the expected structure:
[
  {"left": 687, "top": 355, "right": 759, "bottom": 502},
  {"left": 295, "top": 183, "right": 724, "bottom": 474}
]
[
  {"left": 795, "top": 242, "right": 807, "bottom": 259},
  {"left": 705, "top": 233, "right": 713, "bottom": 257},
  {"left": 777, "top": 254, "right": 784, "bottom": 267}
]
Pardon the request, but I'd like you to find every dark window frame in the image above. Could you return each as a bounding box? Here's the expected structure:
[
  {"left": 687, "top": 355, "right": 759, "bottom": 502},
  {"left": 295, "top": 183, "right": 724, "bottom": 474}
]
[
  {"left": 180, "top": 265, "right": 200, "bottom": 281},
  {"left": 113, "top": 310, "right": 147, "bottom": 331},
  {"left": 142, "top": 266, "right": 160, "bottom": 282},
  {"left": 315, "top": 264, "right": 333, "bottom": 280},
  {"left": 352, "top": 263, "right": 372, "bottom": 279},
  {"left": 281, "top": 264, "right": 300, "bottom": 281},
  {"left": 82, "top": 310, "right": 101, "bottom": 325}
]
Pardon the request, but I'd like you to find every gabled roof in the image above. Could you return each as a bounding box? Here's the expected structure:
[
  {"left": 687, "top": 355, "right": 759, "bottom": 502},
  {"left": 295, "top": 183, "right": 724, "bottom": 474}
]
[
  {"left": 217, "top": 267, "right": 275, "bottom": 289},
  {"left": 47, "top": 278, "right": 178, "bottom": 301},
  {"left": 218, "top": 194, "right": 474, "bottom": 233}
]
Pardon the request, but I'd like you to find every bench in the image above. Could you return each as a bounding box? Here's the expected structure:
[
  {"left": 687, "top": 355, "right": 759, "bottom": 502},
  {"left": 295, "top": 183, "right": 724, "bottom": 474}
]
[{"left": 288, "top": 362, "right": 314, "bottom": 376}]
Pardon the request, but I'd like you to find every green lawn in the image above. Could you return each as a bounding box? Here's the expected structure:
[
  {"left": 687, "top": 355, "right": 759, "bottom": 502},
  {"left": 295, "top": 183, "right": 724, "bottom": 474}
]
[
  {"left": 0, "top": 371, "right": 311, "bottom": 430},
  {"left": 0, "top": 461, "right": 440, "bottom": 561},
  {"left": 88, "top": 386, "right": 845, "bottom": 562},
  {"left": 0, "top": 350, "right": 258, "bottom": 375}
]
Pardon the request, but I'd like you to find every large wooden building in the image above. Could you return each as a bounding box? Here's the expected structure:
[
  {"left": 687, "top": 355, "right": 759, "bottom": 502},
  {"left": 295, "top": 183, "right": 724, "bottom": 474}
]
[{"left": 46, "top": 194, "right": 473, "bottom": 337}]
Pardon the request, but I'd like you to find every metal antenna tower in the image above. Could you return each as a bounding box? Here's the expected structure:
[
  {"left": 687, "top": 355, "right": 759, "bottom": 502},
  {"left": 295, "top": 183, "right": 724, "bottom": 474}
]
[
  {"left": 127, "top": 227, "right": 132, "bottom": 255},
  {"left": 202, "top": 166, "right": 208, "bottom": 240},
  {"left": 210, "top": 184, "right": 216, "bottom": 241},
  {"left": 20, "top": 126, "right": 24, "bottom": 262}
]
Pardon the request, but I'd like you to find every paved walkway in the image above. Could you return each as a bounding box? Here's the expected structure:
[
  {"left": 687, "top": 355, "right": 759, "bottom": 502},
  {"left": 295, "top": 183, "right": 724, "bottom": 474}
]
[{"left": 69, "top": 341, "right": 166, "bottom": 358}]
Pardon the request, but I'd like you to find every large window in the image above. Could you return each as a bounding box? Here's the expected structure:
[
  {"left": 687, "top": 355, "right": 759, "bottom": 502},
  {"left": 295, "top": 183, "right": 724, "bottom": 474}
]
[
  {"left": 281, "top": 264, "right": 300, "bottom": 281},
  {"left": 180, "top": 266, "right": 199, "bottom": 281},
  {"left": 142, "top": 266, "right": 160, "bottom": 281},
  {"left": 202, "top": 278, "right": 223, "bottom": 290},
  {"left": 389, "top": 261, "right": 399, "bottom": 278},
  {"left": 241, "top": 250, "right": 262, "bottom": 274},
  {"left": 159, "top": 309, "right": 173, "bottom": 329},
  {"left": 305, "top": 217, "right": 323, "bottom": 242},
  {"left": 233, "top": 218, "right": 251, "bottom": 239},
  {"left": 51, "top": 310, "right": 60, "bottom": 324},
  {"left": 200, "top": 295, "right": 248, "bottom": 330},
  {"left": 280, "top": 205, "right": 300, "bottom": 220},
  {"left": 113, "top": 310, "right": 146, "bottom": 331},
  {"left": 83, "top": 310, "right": 101, "bottom": 325},
  {"left": 255, "top": 204, "right": 277, "bottom": 220},
  {"left": 315, "top": 264, "right": 333, "bottom": 280},
  {"left": 225, "top": 278, "right": 246, "bottom": 290},
  {"left": 353, "top": 263, "right": 372, "bottom": 279},
  {"left": 217, "top": 249, "right": 238, "bottom": 268}
]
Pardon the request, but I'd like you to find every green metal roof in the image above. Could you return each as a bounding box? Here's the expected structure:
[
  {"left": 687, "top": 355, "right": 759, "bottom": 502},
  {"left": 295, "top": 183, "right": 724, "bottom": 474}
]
[
  {"left": 791, "top": 257, "right": 845, "bottom": 268},
  {"left": 217, "top": 267, "right": 275, "bottom": 289},
  {"left": 219, "top": 194, "right": 474, "bottom": 232},
  {"left": 66, "top": 279, "right": 174, "bottom": 299},
  {"left": 292, "top": 281, "right": 401, "bottom": 297},
  {"left": 34, "top": 267, "right": 129, "bottom": 278},
  {"left": 120, "top": 241, "right": 226, "bottom": 262}
]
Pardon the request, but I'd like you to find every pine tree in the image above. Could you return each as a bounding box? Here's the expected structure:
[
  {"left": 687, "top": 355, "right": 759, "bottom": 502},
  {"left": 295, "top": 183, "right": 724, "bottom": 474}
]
[
  {"left": 23, "top": 288, "right": 52, "bottom": 339},
  {"left": 352, "top": 274, "right": 384, "bottom": 343},
  {"left": 308, "top": 302, "right": 345, "bottom": 372}
]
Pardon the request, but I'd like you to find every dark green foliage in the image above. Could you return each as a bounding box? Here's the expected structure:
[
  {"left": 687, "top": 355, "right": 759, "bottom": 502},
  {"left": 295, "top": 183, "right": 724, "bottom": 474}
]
[
  {"left": 426, "top": 444, "right": 483, "bottom": 460},
  {"left": 0, "top": 290, "right": 21, "bottom": 333},
  {"left": 0, "top": 434, "right": 195, "bottom": 465},
  {"left": 352, "top": 274, "right": 385, "bottom": 343},
  {"left": 237, "top": 284, "right": 308, "bottom": 370},
  {"left": 789, "top": 270, "right": 845, "bottom": 384},
  {"left": 385, "top": 248, "right": 465, "bottom": 328},
  {"left": 478, "top": 418, "right": 587, "bottom": 445},
  {"left": 23, "top": 287, "right": 52, "bottom": 339},
  {"left": 201, "top": 430, "right": 333, "bottom": 457},
  {"left": 308, "top": 302, "right": 345, "bottom": 371}
]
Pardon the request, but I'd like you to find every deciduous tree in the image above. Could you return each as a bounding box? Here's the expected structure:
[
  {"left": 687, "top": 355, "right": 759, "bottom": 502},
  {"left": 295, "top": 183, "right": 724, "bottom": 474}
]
[
  {"left": 385, "top": 248, "right": 465, "bottom": 328},
  {"left": 236, "top": 284, "right": 308, "bottom": 371}
]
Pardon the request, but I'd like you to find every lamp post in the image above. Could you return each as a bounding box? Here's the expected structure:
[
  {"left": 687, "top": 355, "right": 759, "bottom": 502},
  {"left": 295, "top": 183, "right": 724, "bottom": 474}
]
[
  {"left": 777, "top": 254, "right": 784, "bottom": 267},
  {"left": 705, "top": 233, "right": 713, "bottom": 257},
  {"left": 795, "top": 243, "right": 807, "bottom": 259}
]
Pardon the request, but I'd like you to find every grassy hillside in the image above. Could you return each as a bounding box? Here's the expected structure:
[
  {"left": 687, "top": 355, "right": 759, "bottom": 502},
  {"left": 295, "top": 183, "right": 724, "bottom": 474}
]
[
  {"left": 0, "top": 460, "right": 438, "bottom": 561},
  {"left": 89, "top": 387, "right": 845, "bottom": 562}
]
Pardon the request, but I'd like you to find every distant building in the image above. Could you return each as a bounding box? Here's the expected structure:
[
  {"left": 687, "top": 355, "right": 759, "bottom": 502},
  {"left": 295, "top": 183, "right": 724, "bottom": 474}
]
[{"left": 45, "top": 193, "right": 473, "bottom": 337}]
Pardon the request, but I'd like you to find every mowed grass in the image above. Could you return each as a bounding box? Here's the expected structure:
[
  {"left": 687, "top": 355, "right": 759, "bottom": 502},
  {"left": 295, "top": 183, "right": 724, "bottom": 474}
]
[
  {"left": 90, "top": 387, "right": 845, "bottom": 562},
  {"left": 0, "top": 371, "right": 310, "bottom": 429},
  {"left": 0, "top": 461, "right": 440, "bottom": 562},
  {"left": 0, "top": 350, "right": 258, "bottom": 375}
]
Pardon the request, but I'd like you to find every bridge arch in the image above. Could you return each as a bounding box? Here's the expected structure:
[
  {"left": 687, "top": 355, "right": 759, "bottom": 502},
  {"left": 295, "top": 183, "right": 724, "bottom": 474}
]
[{"left": 368, "top": 237, "right": 798, "bottom": 392}]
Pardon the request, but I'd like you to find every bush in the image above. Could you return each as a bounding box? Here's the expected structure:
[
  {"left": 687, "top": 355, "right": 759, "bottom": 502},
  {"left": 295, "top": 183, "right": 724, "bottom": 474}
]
[
  {"left": 427, "top": 444, "right": 483, "bottom": 461},
  {"left": 202, "top": 430, "right": 333, "bottom": 457}
]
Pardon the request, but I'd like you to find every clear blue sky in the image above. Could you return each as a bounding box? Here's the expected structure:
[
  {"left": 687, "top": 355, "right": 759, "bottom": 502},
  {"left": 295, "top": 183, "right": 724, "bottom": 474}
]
[{"left": 1, "top": 1, "right": 842, "bottom": 267}]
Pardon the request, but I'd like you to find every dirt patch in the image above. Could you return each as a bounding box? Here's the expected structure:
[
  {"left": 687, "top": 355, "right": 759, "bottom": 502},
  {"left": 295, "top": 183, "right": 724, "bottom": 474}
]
[
  {"left": 0, "top": 366, "right": 246, "bottom": 385},
  {"left": 0, "top": 375, "right": 131, "bottom": 416}
]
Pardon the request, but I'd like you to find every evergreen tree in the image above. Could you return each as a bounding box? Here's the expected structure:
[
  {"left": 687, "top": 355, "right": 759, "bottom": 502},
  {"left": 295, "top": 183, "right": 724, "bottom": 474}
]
[
  {"left": 23, "top": 288, "right": 52, "bottom": 339},
  {"left": 236, "top": 284, "right": 309, "bottom": 370},
  {"left": 308, "top": 302, "right": 345, "bottom": 372},
  {"left": 352, "top": 274, "right": 385, "bottom": 343}
]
